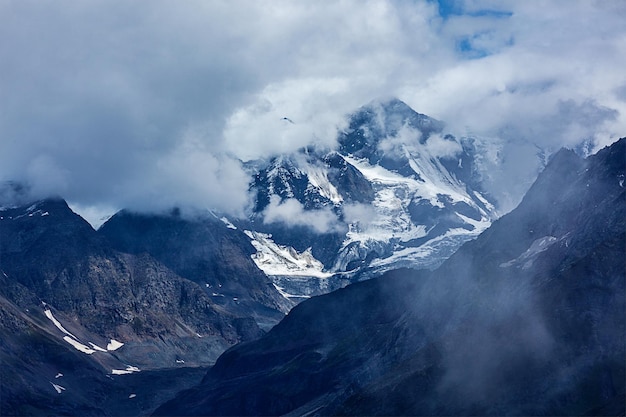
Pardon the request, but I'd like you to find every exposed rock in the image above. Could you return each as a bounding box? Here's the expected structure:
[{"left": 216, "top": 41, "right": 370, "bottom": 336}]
[{"left": 155, "top": 138, "right": 625, "bottom": 416}]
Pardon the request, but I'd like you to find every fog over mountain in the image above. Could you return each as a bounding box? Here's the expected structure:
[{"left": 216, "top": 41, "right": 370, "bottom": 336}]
[
  {"left": 155, "top": 136, "right": 625, "bottom": 417},
  {"left": 1, "top": 3, "right": 625, "bottom": 415},
  {"left": 1, "top": 1, "right": 625, "bottom": 220}
]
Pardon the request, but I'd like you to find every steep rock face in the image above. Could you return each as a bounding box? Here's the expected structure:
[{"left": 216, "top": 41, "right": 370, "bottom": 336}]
[
  {"left": 99, "top": 210, "right": 291, "bottom": 329},
  {"left": 337, "top": 139, "right": 626, "bottom": 416},
  {"left": 155, "top": 138, "right": 625, "bottom": 416},
  {"left": 0, "top": 200, "right": 260, "bottom": 355},
  {"left": 0, "top": 199, "right": 276, "bottom": 415},
  {"left": 242, "top": 99, "right": 498, "bottom": 300},
  {"left": 0, "top": 286, "right": 209, "bottom": 416}
]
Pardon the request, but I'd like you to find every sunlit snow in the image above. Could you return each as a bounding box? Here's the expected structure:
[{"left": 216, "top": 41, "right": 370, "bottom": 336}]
[
  {"left": 44, "top": 309, "right": 79, "bottom": 340},
  {"left": 111, "top": 366, "right": 141, "bottom": 375},
  {"left": 63, "top": 336, "right": 96, "bottom": 354},
  {"left": 272, "top": 282, "right": 311, "bottom": 299},
  {"left": 107, "top": 339, "right": 124, "bottom": 351},
  {"left": 89, "top": 342, "right": 108, "bottom": 352},
  {"left": 303, "top": 164, "right": 343, "bottom": 204},
  {"left": 51, "top": 383, "right": 66, "bottom": 394},
  {"left": 245, "top": 230, "right": 331, "bottom": 278},
  {"left": 220, "top": 217, "right": 237, "bottom": 229},
  {"left": 45, "top": 307, "right": 125, "bottom": 355}
]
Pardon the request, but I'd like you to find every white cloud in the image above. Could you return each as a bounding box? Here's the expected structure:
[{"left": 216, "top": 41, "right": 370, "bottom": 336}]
[
  {"left": 424, "top": 134, "right": 463, "bottom": 159},
  {"left": 223, "top": 78, "right": 352, "bottom": 161},
  {"left": 263, "top": 196, "right": 342, "bottom": 234},
  {"left": 26, "top": 155, "right": 70, "bottom": 198},
  {"left": 402, "top": 1, "right": 626, "bottom": 150},
  {"left": 343, "top": 203, "right": 378, "bottom": 228},
  {"left": 0, "top": 0, "right": 624, "bottom": 217}
]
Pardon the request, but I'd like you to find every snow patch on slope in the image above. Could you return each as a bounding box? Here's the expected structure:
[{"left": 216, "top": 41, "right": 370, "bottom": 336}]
[
  {"left": 51, "top": 383, "right": 66, "bottom": 394},
  {"left": 272, "top": 283, "right": 312, "bottom": 300},
  {"left": 107, "top": 339, "right": 124, "bottom": 351},
  {"left": 244, "top": 230, "right": 331, "bottom": 278},
  {"left": 370, "top": 217, "right": 491, "bottom": 271},
  {"left": 500, "top": 236, "right": 558, "bottom": 269},
  {"left": 303, "top": 164, "right": 343, "bottom": 204},
  {"left": 112, "top": 366, "right": 141, "bottom": 375},
  {"left": 220, "top": 217, "right": 237, "bottom": 229},
  {"left": 44, "top": 308, "right": 79, "bottom": 340},
  {"left": 44, "top": 307, "right": 125, "bottom": 355},
  {"left": 63, "top": 336, "right": 97, "bottom": 354}
]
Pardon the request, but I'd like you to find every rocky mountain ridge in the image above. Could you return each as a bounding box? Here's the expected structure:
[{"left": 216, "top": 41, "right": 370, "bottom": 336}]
[
  {"left": 155, "top": 137, "right": 625, "bottom": 416},
  {"left": 0, "top": 199, "right": 287, "bottom": 415},
  {"left": 239, "top": 98, "right": 500, "bottom": 299}
]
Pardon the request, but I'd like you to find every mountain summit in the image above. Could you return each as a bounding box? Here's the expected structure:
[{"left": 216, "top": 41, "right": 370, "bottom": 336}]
[{"left": 241, "top": 99, "right": 499, "bottom": 299}]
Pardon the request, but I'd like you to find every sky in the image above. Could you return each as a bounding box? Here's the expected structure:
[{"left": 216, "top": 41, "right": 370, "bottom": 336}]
[{"left": 1, "top": 0, "right": 625, "bottom": 226}]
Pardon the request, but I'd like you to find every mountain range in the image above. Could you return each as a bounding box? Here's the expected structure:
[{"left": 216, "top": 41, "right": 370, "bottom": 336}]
[
  {"left": 0, "top": 100, "right": 623, "bottom": 416},
  {"left": 0, "top": 200, "right": 290, "bottom": 415},
  {"left": 155, "top": 137, "right": 625, "bottom": 416},
  {"left": 237, "top": 98, "right": 501, "bottom": 299}
]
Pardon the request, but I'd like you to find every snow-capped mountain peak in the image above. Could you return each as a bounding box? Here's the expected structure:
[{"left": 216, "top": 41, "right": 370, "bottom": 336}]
[{"left": 242, "top": 99, "right": 501, "bottom": 300}]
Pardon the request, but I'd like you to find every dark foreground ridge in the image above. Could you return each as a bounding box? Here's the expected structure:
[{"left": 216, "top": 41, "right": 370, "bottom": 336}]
[
  {"left": 0, "top": 200, "right": 286, "bottom": 415},
  {"left": 155, "top": 138, "right": 626, "bottom": 416}
]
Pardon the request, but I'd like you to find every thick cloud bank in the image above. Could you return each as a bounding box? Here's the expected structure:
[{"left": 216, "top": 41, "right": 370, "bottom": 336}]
[{"left": 1, "top": 1, "right": 625, "bottom": 224}]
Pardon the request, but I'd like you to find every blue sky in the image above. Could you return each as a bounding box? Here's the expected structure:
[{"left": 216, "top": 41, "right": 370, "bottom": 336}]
[
  {"left": 1, "top": 0, "right": 625, "bottom": 220},
  {"left": 434, "top": 0, "right": 513, "bottom": 19}
]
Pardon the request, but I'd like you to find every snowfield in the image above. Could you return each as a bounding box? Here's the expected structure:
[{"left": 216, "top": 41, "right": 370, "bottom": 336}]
[{"left": 245, "top": 230, "right": 331, "bottom": 278}]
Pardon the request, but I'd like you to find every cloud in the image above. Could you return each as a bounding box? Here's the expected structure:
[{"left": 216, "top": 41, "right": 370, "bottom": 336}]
[
  {"left": 402, "top": 1, "right": 626, "bottom": 152},
  {"left": 223, "top": 78, "right": 353, "bottom": 160},
  {"left": 343, "top": 203, "right": 378, "bottom": 228},
  {"left": 377, "top": 124, "right": 423, "bottom": 158},
  {"left": 0, "top": 0, "right": 625, "bottom": 221},
  {"left": 263, "top": 196, "right": 342, "bottom": 234},
  {"left": 425, "top": 134, "right": 464, "bottom": 159}
]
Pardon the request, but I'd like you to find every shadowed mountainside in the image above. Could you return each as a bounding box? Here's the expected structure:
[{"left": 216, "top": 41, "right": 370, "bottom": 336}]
[
  {"left": 0, "top": 200, "right": 284, "bottom": 415},
  {"left": 155, "top": 138, "right": 625, "bottom": 416}
]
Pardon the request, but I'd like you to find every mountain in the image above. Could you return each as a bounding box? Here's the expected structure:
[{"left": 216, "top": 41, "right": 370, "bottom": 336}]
[
  {"left": 155, "top": 137, "right": 625, "bottom": 416},
  {"left": 98, "top": 209, "right": 292, "bottom": 330},
  {"left": 0, "top": 199, "right": 283, "bottom": 415},
  {"left": 240, "top": 98, "right": 499, "bottom": 299}
]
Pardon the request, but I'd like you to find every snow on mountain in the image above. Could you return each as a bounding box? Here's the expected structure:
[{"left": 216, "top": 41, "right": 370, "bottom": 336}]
[
  {"left": 244, "top": 230, "right": 331, "bottom": 278},
  {"left": 302, "top": 163, "right": 343, "bottom": 205},
  {"left": 242, "top": 98, "right": 501, "bottom": 299},
  {"left": 44, "top": 306, "right": 130, "bottom": 355},
  {"left": 499, "top": 235, "right": 558, "bottom": 269}
]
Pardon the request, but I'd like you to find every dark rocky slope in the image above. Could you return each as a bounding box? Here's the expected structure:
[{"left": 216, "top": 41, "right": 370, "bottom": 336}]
[
  {"left": 0, "top": 199, "right": 279, "bottom": 415},
  {"left": 155, "top": 137, "right": 625, "bottom": 416},
  {"left": 98, "top": 209, "right": 291, "bottom": 329}
]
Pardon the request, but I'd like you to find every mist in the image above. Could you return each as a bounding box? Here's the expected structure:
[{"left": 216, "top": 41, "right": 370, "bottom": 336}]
[{"left": 1, "top": 1, "right": 625, "bottom": 224}]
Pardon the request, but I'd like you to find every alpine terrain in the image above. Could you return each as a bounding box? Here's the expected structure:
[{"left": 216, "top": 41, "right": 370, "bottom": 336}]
[
  {"left": 1, "top": 100, "right": 621, "bottom": 417},
  {"left": 0, "top": 98, "right": 509, "bottom": 415},
  {"left": 239, "top": 99, "right": 501, "bottom": 300},
  {"left": 156, "top": 137, "right": 625, "bottom": 416},
  {"left": 0, "top": 199, "right": 288, "bottom": 415}
]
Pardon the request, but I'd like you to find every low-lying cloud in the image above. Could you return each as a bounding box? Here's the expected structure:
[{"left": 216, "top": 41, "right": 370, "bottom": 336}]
[{"left": 263, "top": 196, "right": 342, "bottom": 234}]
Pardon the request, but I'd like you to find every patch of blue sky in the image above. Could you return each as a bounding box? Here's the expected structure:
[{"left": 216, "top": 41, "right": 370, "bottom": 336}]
[
  {"left": 457, "top": 36, "right": 489, "bottom": 59},
  {"left": 456, "top": 32, "right": 515, "bottom": 60},
  {"left": 430, "top": 0, "right": 512, "bottom": 20}
]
